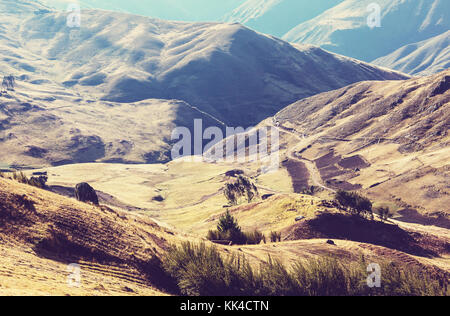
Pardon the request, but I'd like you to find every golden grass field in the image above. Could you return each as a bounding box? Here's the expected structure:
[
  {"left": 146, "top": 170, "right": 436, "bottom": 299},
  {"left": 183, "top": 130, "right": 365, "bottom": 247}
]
[{"left": 1, "top": 172, "right": 449, "bottom": 296}]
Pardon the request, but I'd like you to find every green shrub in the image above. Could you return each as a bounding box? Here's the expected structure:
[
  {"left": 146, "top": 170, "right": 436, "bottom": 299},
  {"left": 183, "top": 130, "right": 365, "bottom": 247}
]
[
  {"left": 11, "top": 171, "right": 47, "bottom": 189},
  {"left": 207, "top": 211, "right": 264, "bottom": 245},
  {"left": 224, "top": 176, "right": 259, "bottom": 205},
  {"left": 335, "top": 190, "right": 373, "bottom": 218},
  {"left": 376, "top": 207, "right": 393, "bottom": 222},
  {"left": 162, "top": 242, "right": 447, "bottom": 296},
  {"left": 161, "top": 242, "right": 256, "bottom": 296},
  {"left": 244, "top": 230, "right": 265, "bottom": 245},
  {"left": 217, "top": 211, "right": 241, "bottom": 234},
  {"left": 13, "top": 171, "right": 28, "bottom": 184}
]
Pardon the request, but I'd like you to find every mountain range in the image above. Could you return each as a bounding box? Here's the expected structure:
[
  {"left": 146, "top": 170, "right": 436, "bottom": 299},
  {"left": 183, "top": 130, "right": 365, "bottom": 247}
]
[
  {"left": 223, "top": 0, "right": 343, "bottom": 37},
  {"left": 0, "top": 2, "right": 407, "bottom": 166},
  {"left": 27, "top": 0, "right": 450, "bottom": 77},
  {"left": 373, "top": 31, "right": 450, "bottom": 76},
  {"left": 283, "top": 0, "right": 450, "bottom": 63}
]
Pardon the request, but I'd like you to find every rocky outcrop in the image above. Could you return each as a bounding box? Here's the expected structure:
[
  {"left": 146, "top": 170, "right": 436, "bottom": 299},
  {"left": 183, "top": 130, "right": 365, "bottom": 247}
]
[{"left": 75, "top": 183, "right": 99, "bottom": 205}]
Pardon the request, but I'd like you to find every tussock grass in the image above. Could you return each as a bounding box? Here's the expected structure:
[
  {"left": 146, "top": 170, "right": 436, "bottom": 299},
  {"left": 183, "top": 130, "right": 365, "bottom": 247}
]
[
  {"left": 162, "top": 242, "right": 448, "bottom": 296},
  {"left": 270, "top": 231, "right": 282, "bottom": 243}
]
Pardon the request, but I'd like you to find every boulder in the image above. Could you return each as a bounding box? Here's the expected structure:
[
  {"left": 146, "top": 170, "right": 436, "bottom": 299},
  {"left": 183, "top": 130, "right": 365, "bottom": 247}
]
[{"left": 75, "top": 182, "right": 99, "bottom": 205}]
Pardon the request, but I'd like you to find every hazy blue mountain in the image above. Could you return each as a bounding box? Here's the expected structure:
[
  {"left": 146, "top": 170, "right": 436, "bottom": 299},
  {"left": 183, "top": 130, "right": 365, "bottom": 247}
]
[
  {"left": 372, "top": 31, "right": 450, "bottom": 76},
  {"left": 223, "top": 0, "right": 343, "bottom": 37},
  {"left": 283, "top": 0, "right": 450, "bottom": 62}
]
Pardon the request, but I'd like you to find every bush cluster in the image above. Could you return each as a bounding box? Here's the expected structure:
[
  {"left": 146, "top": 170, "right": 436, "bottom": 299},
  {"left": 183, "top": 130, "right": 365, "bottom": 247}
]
[
  {"left": 335, "top": 190, "right": 373, "bottom": 218},
  {"left": 270, "top": 231, "right": 282, "bottom": 243},
  {"left": 224, "top": 176, "right": 259, "bottom": 205},
  {"left": 162, "top": 242, "right": 447, "bottom": 296},
  {"left": 12, "top": 171, "right": 48, "bottom": 189}
]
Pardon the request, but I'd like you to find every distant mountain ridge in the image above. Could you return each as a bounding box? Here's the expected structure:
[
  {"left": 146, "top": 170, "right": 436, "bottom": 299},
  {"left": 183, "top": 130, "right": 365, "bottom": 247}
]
[
  {"left": 223, "top": 0, "right": 343, "bottom": 37},
  {"left": 283, "top": 0, "right": 450, "bottom": 62},
  {"left": 38, "top": 0, "right": 244, "bottom": 21},
  {"left": 373, "top": 31, "right": 450, "bottom": 76}
]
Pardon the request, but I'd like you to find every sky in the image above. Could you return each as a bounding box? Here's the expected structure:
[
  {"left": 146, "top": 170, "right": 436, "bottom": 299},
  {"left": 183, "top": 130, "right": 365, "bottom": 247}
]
[{"left": 39, "top": 0, "right": 245, "bottom": 21}]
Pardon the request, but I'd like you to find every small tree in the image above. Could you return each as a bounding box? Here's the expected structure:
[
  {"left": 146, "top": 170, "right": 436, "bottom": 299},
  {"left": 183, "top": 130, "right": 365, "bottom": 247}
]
[
  {"left": 354, "top": 195, "right": 373, "bottom": 218},
  {"left": 335, "top": 190, "right": 372, "bottom": 219},
  {"left": 376, "top": 207, "right": 392, "bottom": 222},
  {"left": 218, "top": 211, "right": 241, "bottom": 234},
  {"left": 224, "top": 175, "right": 259, "bottom": 205}
]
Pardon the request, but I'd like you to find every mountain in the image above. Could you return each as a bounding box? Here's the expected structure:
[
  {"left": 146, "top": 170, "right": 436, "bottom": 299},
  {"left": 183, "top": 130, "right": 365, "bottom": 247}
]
[
  {"left": 270, "top": 69, "right": 449, "bottom": 214},
  {"left": 0, "top": 4, "right": 407, "bottom": 166},
  {"left": 223, "top": 0, "right": 343, "bottom": 37},
  {"left": 372, "top": 31, "right": 450, "bottom": 76},
  {"left": 283, "top": 0, "right": 450, "bottom": 62},
  {"left": 39, "top": 0, "right": 244, "bottom": 21},
  {"left": 17, "top": 10, "right": 406, "bottom": 126}
]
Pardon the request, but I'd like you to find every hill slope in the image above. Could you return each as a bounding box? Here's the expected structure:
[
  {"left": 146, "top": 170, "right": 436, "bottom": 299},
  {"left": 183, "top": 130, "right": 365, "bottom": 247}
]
[
  {"left": 283, "top": 0, "right": 450, "bottom": 62},
  {"left": 0, "top": 176, "right": 179, "bottom": 295},
  {"left": 271, "top": 70, "right": 449, "bottom": 214},
  {"left": 223, "top": 0, "right": 343, "bottom": 37},
  {"left": 372, "top": 31, "right": 450, "bottom": 76}
]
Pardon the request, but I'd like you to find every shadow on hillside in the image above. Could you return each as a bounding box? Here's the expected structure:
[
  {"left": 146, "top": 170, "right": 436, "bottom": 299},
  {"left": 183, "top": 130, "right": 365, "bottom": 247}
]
[{"left": 285, "top": 213, "right": 449, "bottom": 258}]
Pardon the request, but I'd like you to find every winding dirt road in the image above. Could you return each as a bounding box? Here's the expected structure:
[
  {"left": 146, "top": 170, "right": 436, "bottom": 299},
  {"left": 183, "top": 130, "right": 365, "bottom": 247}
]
[{"left": 269, "top": 120, "right": 336, "bottom": 193}]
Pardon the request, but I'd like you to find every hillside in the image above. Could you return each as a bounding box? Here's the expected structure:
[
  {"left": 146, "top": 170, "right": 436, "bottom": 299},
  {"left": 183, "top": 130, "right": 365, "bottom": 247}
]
[
  {"left": 0, "top": 176, "right": 181, "bottom": 295},
  {"left": 2, "top": 173, "right": 448, "bottom": 295},
  {"left": 223, "top": 0, "right": 343, "bottom": 37},
  {"left": 0, "top": 92, "right": 222, "bottom": 166},
  {"left": 272, "top": 70, "right": 449, "bottom": 215},
  {"left": 283, "top": 0, "right": 450, "bottom": 62},
  {"left": 373, "top": 31, "right": 450, "bottom": 76}
]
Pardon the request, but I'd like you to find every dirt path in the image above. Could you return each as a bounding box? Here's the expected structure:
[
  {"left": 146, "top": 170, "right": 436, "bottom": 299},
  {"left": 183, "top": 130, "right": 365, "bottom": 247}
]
[{"left": 269, "top": 121, "right": 336, "bottom": 193}]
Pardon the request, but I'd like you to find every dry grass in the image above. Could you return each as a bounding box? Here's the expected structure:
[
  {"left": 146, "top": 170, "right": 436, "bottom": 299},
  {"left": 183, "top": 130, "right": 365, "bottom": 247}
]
[
  {"left": 0, "top": 177, "right": 181, "bottom": 296},
  {"left": 163, "top": 242, "right": 447, "bottom": 296}
]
